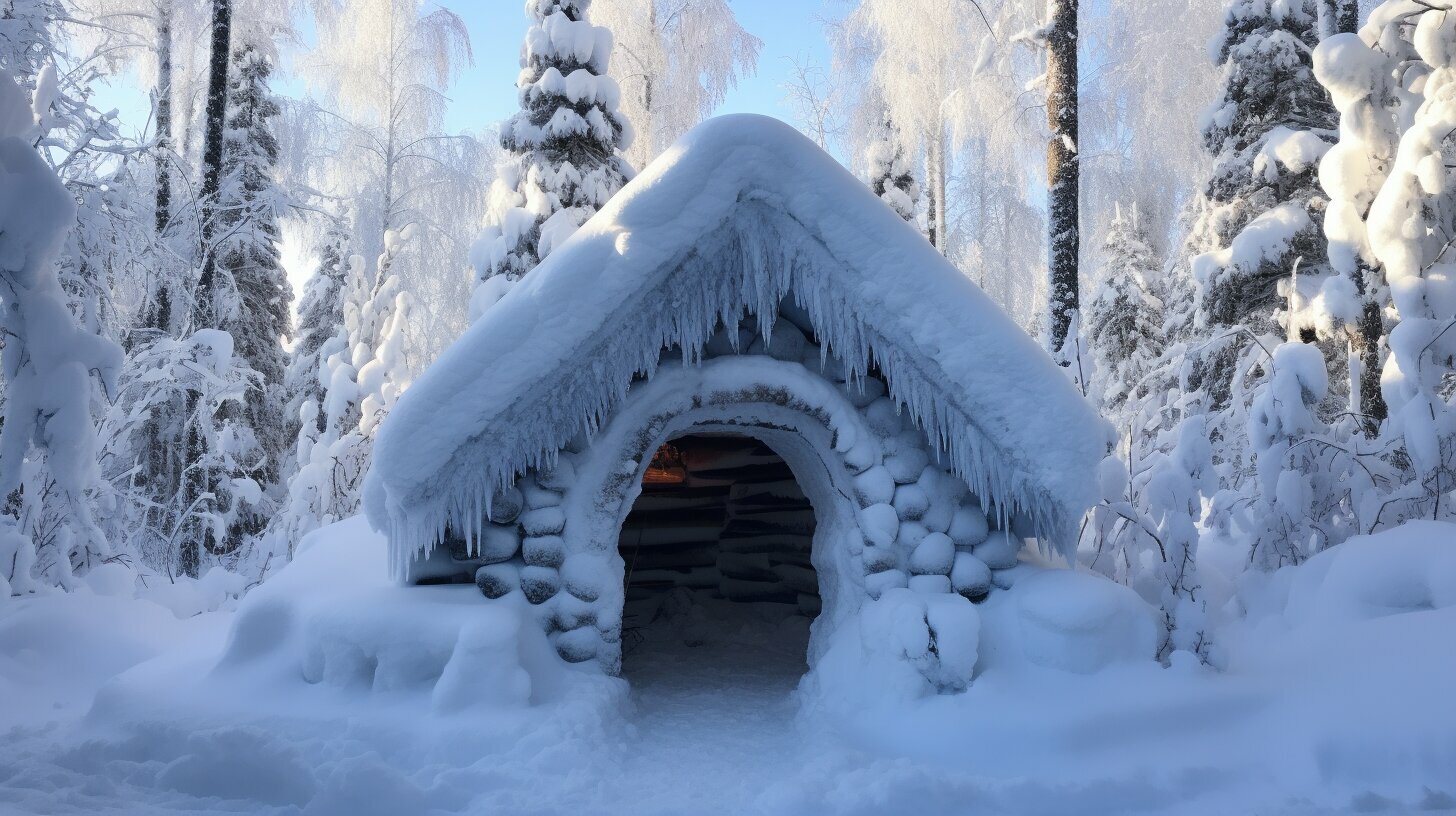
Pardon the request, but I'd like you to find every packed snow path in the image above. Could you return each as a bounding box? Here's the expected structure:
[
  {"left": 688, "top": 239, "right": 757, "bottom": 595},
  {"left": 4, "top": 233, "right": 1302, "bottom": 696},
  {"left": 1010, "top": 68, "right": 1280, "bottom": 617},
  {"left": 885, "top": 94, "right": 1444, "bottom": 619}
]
[{"left": 611, "top": 601, "right": 816, "bottom": 811}]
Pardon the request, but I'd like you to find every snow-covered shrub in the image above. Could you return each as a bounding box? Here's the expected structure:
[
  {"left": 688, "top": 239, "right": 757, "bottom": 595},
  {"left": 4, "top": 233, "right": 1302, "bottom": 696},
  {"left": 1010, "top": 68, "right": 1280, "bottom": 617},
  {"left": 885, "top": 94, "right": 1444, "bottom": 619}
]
[
  {"left": 102, "top": 330, "right": 267, "bottom": 578},
  {"left": 0, "top": 69, "right": 122, "bottom": 593},
  {"left": 1245, "top": 342, "right": 1340, "bottom": 567}
]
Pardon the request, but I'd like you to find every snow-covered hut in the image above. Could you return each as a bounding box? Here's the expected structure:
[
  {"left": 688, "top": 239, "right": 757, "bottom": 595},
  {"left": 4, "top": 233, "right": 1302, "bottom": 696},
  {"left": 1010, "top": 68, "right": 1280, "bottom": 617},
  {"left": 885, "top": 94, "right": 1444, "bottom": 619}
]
[{"left": 365, "top": 115, "right": 1107, "bottom": 680}]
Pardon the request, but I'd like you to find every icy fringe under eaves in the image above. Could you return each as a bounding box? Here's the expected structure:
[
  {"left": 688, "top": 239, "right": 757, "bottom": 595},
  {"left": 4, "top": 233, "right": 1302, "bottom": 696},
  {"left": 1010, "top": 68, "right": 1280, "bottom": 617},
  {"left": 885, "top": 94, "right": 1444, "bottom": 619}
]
[{"left": 366, "top": 115, "right": 1110, "bottom": 579}]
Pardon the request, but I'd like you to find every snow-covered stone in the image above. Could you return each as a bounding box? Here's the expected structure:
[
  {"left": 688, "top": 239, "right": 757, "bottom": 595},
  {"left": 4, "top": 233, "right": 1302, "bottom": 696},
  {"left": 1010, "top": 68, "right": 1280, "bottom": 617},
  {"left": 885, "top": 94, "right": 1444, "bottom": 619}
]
[
  {"left": 892, "top": 483, "right": 930, "bottom": 520},
  {"left": 862, "top": 544, "right": 898, "bottom": 574},
  {"left": 865, "top": 398, "right": 902, "bottom": 437},
  {"left": 488, "top": 485, "right": 525, "bottom": 524},
  {"left": 909, "top": 574, "right": 951, "bottom": 594},
  {"left": 561, "top": 554, "right": 611, "bottom": 603},
  {"left": 475, "top": 563, "right": 519, "bottom": 599},
  {"left": 864, "top": 568, "right": 909, "bottom": 599},
  {"left": 910, "top": 532, "right": 955, "bottom": 576},
  {"left": 974, "top": 533, "right": 1021, "bottom": 571},
  {"left": 949, "top": 504, "right": 991, "bottom": 549},
  {"left": 520, "top": 566, "right": 560, "bottom": 605},
  {"left": 536, "top": 457, "right": 577, "bottom": 491},
  {"left": 853, "top": 466, "right": 896, "bottom": 506},
  {"left": 523, "top": 535, "right": 566, "bottom": 568},
  {"left": 895, "top": 521, "right": 929, "bottom": 551},
  {"left": 522, "top": 482, "right": 563, "bottom": 510},
  {"left": 479, "top": 524, "right": 521, "bottom": 565},
  {"left": 520, "top": 507, "right": 566, "bottom": 537},
  {"left": 951, "top": 552, "right": 992, "bottom": 600},
  {"left": 859, "top": 503, "right": 899, "bottom": 548}
]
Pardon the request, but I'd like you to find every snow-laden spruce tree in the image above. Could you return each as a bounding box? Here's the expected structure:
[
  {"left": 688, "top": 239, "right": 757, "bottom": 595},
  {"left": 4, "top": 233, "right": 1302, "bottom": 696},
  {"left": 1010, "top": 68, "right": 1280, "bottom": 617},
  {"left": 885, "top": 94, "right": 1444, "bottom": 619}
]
[
  {"left": 0, "top": 71, "right": 123, "bottom": 594},
  {"left": 282, "top": 214, "right": 350, "bottom": 446},
  {"left": 473, "top": 0, "right": 632, "bottom": 299},
  {"left": 211, "top": 37, "right": 292, "bottom": 500},
  {"left": 1187, "top": 0, "right": 1337, "bottom": 414},
  {"left": 592, "top": 0, "right": 759, "bottom": 172},
  {"left": 1086, "top": 204, "right": 1165, "bottom": 426},
  {"left": 275, "top": 232, "right": 412, "bottom": 544},
  {"left": 865, "top": 112, "right": 919, "bottom": 223}
]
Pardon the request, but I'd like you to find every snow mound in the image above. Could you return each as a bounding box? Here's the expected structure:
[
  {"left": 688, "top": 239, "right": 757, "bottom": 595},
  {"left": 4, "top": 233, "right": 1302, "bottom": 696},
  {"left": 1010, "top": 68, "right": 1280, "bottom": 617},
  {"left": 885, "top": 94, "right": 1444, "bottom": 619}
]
[
  {"left": 976, "top": 566, "right": 1158, "bottom": 674},
  {"left": 1262, "top": 521, "right": 1456, "bottom": 626},
  {"left": 207, "top": 517, "right": 588, "bottom": 713},
  {"left": 369, "top": 114, "right": 1108, "bottom": 575},
  {"left": 0, "top": 591, "right": 198, "bottom": 729},
  {"left": 803, "top": 587, "right": 980, "bottom": 711}
]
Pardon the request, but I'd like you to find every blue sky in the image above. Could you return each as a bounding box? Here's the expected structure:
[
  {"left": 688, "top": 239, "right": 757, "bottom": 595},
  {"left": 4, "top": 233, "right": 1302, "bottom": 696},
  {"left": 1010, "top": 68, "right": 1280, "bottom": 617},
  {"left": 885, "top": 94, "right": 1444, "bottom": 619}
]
[
  {"left": 94, "top": 2, "right": 839, "bottom": 144},
  {"left": 85, "top": 2, "right": 841, "bottom": 298},
  {"left": 444, "top": 1, "right": 837, "bottom": 136}
]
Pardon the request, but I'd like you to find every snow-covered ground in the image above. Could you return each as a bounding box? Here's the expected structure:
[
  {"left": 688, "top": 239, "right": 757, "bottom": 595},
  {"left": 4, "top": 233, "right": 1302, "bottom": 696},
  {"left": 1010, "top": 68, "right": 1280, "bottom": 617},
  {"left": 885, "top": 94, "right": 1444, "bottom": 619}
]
[{"left": 1, "top": 518, "right": 1453, "bottom": 816}]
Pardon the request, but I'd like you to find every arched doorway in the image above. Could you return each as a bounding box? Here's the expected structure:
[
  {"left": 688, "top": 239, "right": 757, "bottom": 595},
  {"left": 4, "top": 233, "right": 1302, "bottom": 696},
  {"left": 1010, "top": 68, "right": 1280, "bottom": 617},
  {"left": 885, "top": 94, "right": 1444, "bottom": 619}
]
[{"left": 617, "top": 433, "right": 820, "bottom": 684}]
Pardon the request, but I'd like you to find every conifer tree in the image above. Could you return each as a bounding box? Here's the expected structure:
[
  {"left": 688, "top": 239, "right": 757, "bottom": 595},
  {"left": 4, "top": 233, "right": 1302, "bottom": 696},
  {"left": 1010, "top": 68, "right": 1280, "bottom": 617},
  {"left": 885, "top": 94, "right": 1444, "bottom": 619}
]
[
  {"left": 474, "top": 0, "right": 632, "bottom": 285},
  {"left": 213, "top": 37, "right": 292, "bottom": 495},
  {"left": 283, "top": 216, "right": 350, "bottom": 444},
  {"left": 1188, "top": 0, "right": 1336, "bottom": 412},
  {"left": 1086, "top": 204, "right": 1165, "bottom": 424}
]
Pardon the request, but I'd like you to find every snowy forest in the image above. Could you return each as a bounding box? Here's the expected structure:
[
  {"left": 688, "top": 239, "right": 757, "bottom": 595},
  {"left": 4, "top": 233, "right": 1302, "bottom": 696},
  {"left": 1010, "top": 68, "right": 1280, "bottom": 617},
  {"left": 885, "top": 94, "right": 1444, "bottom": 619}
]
[{"left": 1, "top": 0, "right": 1454, "bottom": 814}]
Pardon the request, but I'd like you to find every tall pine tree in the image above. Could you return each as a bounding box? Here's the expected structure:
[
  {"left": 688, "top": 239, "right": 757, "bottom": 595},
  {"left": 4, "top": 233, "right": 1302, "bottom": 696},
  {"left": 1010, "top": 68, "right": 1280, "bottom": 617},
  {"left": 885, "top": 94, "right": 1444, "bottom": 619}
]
[
  {"left": 213, "top": 37, "right": 291, "bottom": 496},
  {"left": 1188, "top": 0, "right": 1336, "bottom": 412},
  {"left": 473, "top": 0, "right": 631, "bottom": 286}
]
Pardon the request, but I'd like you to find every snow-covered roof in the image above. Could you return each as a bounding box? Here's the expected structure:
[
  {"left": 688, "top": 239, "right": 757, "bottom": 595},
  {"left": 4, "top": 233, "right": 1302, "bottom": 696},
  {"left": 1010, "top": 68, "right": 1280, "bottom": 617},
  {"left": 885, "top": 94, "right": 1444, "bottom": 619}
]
[{"left": 366, "top": 115, "right": 1108, "bottom": 571}]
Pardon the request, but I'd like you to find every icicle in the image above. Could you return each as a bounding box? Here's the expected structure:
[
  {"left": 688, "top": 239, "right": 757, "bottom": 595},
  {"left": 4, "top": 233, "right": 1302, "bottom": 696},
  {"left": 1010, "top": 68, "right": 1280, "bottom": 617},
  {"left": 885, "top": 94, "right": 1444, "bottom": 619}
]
[{"left": 384, "top": 208, "right": 1083, "bottom": 575}]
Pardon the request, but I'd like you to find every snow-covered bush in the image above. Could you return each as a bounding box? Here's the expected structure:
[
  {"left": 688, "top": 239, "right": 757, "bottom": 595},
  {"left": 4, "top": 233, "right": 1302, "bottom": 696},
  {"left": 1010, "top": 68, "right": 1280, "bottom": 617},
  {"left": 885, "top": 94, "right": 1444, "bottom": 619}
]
[
  {"left": 101, "top": 329, "right": 268, "bottom": 578},
  {"left": 1245, "top": 342, "right": 1339, "bottom": 568},
  {"left": 0, "top": 70, "right": 123, "bottom": 594}
]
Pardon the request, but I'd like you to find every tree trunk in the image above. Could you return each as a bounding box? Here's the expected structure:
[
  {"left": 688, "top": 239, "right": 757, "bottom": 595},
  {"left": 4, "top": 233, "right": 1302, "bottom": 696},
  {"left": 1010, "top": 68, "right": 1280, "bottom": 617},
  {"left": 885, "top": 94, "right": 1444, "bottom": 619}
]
[
  {"left": 195, "top": 0, "right": 232, "bottom": 323},
  {"left": 1351, "top": 266, "right": 1387, "bottom": 433},
  {"left": 1046, "top": 0, "right": 1079, "bottom": 355},
  {"left": 926, "top": 123, "right": 946, "bottom": 252},
  {"left": 182, "top": 0, "right": 232, "bottom": 576},
  {"left": 154, "top": 0, "right": 173, "bottom": 236}
]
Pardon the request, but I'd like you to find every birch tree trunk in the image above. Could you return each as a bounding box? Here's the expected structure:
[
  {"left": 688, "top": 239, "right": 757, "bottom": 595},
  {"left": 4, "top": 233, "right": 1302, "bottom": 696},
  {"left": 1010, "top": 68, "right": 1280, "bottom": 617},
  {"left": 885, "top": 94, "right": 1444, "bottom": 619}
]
[{"left": 927, "top": 121, "right": 947, "bottom": 252}]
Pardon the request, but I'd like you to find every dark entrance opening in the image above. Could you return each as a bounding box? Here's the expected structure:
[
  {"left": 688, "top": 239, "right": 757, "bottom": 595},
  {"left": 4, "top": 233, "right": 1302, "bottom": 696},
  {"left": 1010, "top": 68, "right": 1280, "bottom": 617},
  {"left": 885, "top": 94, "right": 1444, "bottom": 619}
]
[{"left": 618, "top": 433, "right": 818, "bottom": 681}]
